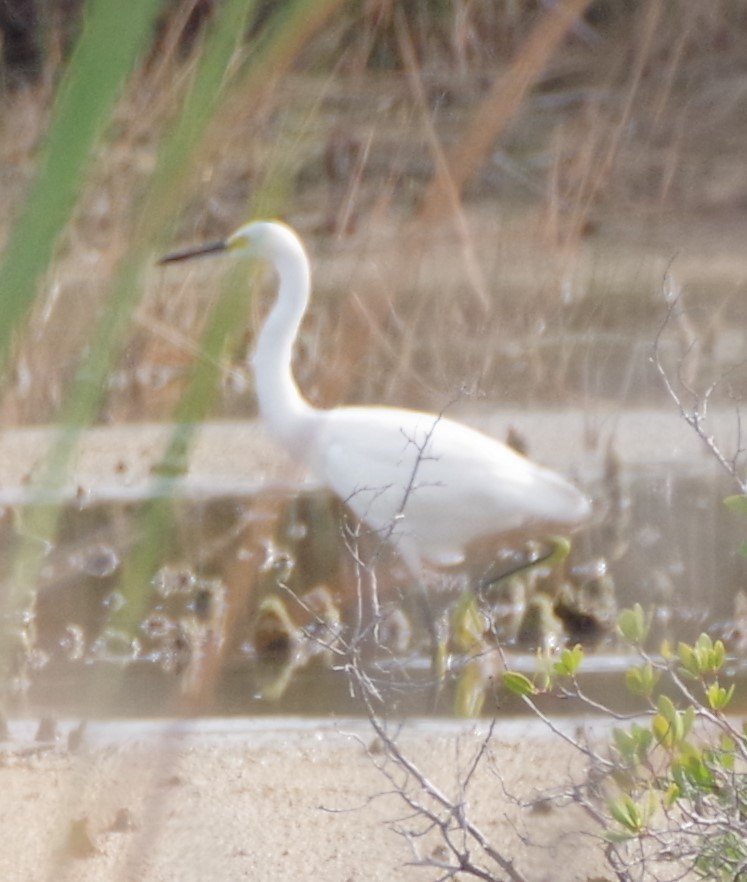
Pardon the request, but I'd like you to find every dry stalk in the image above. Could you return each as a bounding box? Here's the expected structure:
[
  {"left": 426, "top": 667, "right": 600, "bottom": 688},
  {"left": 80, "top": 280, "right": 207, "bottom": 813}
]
[
  {"left": 348, "top": 665, "right": 530, "bottom": 882},
  {"left": 652, "top": 270, "right": 747, "bottom": 494},
  {"left": 418, "top": 0, "right": 594, "bottom": 224}
]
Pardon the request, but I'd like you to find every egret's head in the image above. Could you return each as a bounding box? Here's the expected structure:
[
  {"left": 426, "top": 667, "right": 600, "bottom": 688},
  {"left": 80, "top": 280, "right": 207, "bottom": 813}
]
[
  {"left": 227, "top": 221, "right": 306, "bottom": 264},
  {"left": 159, "top": 220, "right": 303, "bottom": 266},
  {"left": 223, "top": 221, "right": 277, "bottom": 260}
]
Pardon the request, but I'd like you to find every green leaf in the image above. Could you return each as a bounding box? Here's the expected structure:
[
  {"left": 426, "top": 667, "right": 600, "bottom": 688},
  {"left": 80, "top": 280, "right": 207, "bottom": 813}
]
[
  {"left": 706, "top": 681, "right": 735, "bottom": 711},
  {"left": 502, "top": 671, "right": 537, "bottom": 697},
  {"left": 617, "top": 604, "right": 649, "bottom": 643},
  {"left": 652, "top": 697, "right": 695, "bottom": 748},
  {"left": 710, "top": 636, "right": 725, "bottom": 669},
  {"left": 693, "top": 633, "right": 719, "bottom": 672},
  {"left": 653, "top": 709, "right": 678, "bottom": 747},
  {"left": 612, "top": 724, "right": 652, "bottom": 765},
  {"left": 718, "top": 734, "right": 736, "bottom": 768},
  {"left": 624, "top": 662, "right": 659, "bottom": 698},
  {"left": 677, "top": 635, "right": 725, "bottom": 677},
  {"left": 553, "top": 644, "right": 584, "bottom": 677},
  {"left": 677, "top": 641, "right": 699, "bottom": 678},
  {"left": 608, "top": 794, "right": 645, "bottom": 833},
  {"left": 656, "top": 693, "right": 677, "bottom": 721},
  {"left": 673, "top": 749, "right": 715, "bottom": 791},
  {"left": 651, "top": 712, "right": 672, "bottom": 746}
]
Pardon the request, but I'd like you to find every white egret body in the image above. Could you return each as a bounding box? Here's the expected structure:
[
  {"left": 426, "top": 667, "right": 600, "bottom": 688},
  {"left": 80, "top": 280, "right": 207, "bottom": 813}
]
[{"left": 160, "top": 221, "right": 590, "bottom": 575}]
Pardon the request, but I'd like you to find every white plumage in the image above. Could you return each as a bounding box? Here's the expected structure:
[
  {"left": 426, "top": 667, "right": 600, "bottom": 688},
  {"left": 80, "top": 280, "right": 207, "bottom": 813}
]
[{"left": 160, "top": 220, "right": 590, "bottom": 576}]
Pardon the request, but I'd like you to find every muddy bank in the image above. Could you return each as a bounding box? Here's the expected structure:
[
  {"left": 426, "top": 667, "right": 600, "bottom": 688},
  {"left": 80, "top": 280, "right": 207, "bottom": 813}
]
[
  {"left": 0, "top": 717, "right": 609, "bottom": 882},
  {"left": 0, "top": 406, "right": 725, "bottom": 505}
]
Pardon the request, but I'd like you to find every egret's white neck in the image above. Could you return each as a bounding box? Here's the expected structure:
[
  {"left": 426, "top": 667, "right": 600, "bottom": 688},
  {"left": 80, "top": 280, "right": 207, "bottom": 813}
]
[{"left": 252, "top": 237, "right": 317, "bottom": 459}]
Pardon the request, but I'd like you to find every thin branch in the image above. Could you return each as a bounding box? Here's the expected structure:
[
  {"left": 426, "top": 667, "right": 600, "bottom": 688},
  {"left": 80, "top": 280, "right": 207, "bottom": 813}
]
[{"left": 652, "top": 273, "right": 747, "bottom": 493}]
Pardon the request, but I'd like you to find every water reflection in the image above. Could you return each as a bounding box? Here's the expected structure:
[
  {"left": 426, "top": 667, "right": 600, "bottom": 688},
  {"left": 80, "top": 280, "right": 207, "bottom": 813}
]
[{"left": 1, "top": 461, "right": 745, "bottom": 718}]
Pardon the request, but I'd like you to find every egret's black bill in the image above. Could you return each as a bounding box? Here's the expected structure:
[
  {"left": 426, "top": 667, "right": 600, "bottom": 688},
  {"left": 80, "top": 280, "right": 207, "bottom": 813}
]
[{"left": 157, "top": 240, "right": 227, "bottom": 265}]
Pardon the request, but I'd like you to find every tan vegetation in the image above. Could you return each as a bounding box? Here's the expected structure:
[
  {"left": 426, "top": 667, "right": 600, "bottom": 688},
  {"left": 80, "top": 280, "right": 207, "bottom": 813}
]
[
  {"left": 0, "top": 1, "right": 746, "bottom": 427},
  {"left": 2, "top": 4, "right": 747, "bottom": 880}
]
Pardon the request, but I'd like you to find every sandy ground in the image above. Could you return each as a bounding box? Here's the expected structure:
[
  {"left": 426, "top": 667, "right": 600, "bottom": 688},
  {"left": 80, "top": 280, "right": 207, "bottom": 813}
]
[
  {"left": 0, "top": 412, "right": 716, "bottom": 881},
  {"left": 0, "top": 717, "right": 612, "bottom": 882},
  {"left": 0, "top": 405, "right": 726, "bottom": 506}
]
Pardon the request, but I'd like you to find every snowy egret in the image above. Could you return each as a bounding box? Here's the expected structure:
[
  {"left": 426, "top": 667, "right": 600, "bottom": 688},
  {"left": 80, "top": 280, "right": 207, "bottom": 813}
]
[{"left": 159, "top": 221, "right": 590, "bottom": 577}]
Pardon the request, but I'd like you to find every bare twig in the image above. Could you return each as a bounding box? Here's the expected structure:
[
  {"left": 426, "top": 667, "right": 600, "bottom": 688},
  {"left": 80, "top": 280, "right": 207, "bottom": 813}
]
[
  {"left": 652, "top": 268, "right": 747, "bottom": 493},
  {"left": 418, "top": 0, "right": 594, "bottom": 223},
  {"left": 349, "top": 660, "right": 531, "bottom": 882}
]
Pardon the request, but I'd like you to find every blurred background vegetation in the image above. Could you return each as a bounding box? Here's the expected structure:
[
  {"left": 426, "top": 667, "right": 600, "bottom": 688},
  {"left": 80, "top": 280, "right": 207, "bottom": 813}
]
[{"left": 0, "top": 0, "right": 746, "bottom": 428}]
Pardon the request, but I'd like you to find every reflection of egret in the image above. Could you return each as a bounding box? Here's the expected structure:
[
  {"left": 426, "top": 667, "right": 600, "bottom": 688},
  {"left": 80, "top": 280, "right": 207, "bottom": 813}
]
[{"left": 159, "top": 221, "right": 590, "bottom": 578}]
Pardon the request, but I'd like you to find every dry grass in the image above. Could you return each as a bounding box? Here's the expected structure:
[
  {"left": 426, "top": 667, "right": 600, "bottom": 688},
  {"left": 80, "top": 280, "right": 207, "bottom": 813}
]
[
  {"left": 0, "top": 2, "right": 747, "bottom": 424},
  {"left": 0, "top": 2, "right": 745, "bottom": 427}
]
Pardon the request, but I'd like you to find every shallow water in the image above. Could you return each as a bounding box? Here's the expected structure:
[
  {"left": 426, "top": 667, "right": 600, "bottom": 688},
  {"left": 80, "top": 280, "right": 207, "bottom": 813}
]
[{"left": 3, "top": 450, "right": 746, "bottom": 720}]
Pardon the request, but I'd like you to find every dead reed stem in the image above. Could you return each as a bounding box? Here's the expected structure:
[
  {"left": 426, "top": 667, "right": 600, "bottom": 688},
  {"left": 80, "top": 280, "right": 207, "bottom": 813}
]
[{"left": 418, "top": 0, "right": 594, "bottom": 224}]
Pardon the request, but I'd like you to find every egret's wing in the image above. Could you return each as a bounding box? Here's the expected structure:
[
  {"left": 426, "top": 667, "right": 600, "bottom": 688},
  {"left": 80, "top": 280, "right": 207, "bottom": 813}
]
[{"left": 313, "top": 407, "right": 587, "bottom": 564}]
